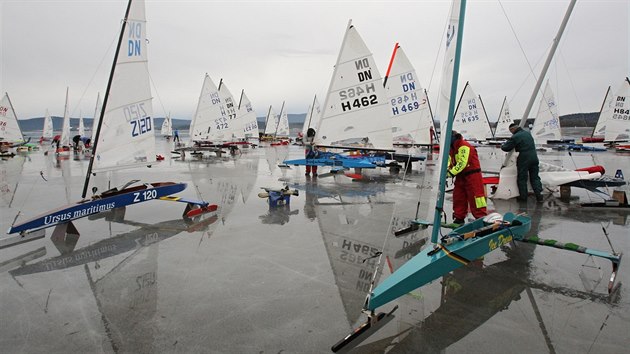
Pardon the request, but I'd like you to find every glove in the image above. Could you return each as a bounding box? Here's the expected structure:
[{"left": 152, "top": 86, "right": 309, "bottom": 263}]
[{"left": 447, "top": 170, "right": 454, "bottom": 178}]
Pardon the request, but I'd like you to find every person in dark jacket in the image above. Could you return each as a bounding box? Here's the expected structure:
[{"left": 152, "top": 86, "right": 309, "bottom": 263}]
[
  {"left": 448, "top": 131, "right": 487, "bottom": 224},
  {"left": 304, "top": 128, "right": 318, "bottom": 177},
  {"left": 501, "top": 123, "right": 543, "bottom": 202}
]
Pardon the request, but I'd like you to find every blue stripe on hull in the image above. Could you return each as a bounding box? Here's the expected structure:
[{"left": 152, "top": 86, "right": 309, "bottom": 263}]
[
  {"left": 8, "top": 183, "right": 187, "bottom": 234},
  {"left": 366, "top": 212, "right": 531, "bottom": 311}
]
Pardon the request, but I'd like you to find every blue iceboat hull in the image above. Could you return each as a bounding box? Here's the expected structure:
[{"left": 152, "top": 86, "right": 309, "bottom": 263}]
[{"left": 8, "top": 182, "right": 188, "bottom": 234}]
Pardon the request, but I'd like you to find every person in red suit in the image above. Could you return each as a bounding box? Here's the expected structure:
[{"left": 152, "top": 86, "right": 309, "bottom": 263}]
[{"left": 448, "top": 131, "right": 487, "bottom": 224}]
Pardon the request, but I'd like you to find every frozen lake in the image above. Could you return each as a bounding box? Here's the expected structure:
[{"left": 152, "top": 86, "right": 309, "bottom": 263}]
[{"left": 1, "top": 134, "right": 629, "bottom": 353}]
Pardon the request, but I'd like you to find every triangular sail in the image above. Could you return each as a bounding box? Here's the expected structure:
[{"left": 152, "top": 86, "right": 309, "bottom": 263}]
[
  {"left": 603, "top": 77, "right": 630, "bottom": 142},
  {"left": 188, "top": 74, "right": 224, "bottom": 143},
  {"left": 0, "top": 93, "right": 24, "bottom": 144},
  {"left": 42, "top": 109, "right": 54, "bottom": 139},
  {"left": 385, "top": 45, "right": 435, "bottom": 145},
  {"left": 493, "top": 97, "right": 513, "bottom": 138},
  {"left": 218, "top": 80, "right": 241, "bottom": 140},
  {"left": 314, "top": 21, "right": 393, "bottom": 150},
  {"left": 263, "top": 106, "right": 278, "bottom": 136},
  {"left": 237, "top": 90, "right": 259, "bottom": 138},
  {"left": 532, "top": 80, "right": 561, "bottom": 144},
  {"left": 451, "top": 82, "right": 493, "bottom": 141},
  {"left": 91, "top": 0, "right": 156, "bottom": 173},
  {"left": 161, "top": 114, "right": 172, "bottom": 137},
  {"left": 301, "top": 95, "right": 322, "bottom": 137},
  {"left": 60, "top": 88, "right": 71, "bottom": 147},
  {"left": 275, "top": 102, "right": 290, "bottom": 138}
]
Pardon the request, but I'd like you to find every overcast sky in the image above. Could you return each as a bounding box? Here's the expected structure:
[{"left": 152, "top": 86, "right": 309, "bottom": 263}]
[{"left": 1, "top": 0, "right": 628, "bottom": 122}]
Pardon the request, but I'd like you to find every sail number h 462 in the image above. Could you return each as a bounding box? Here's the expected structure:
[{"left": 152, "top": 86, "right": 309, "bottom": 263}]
[{"left": 339, "top": 83, "right": 378, "bottom": 112}]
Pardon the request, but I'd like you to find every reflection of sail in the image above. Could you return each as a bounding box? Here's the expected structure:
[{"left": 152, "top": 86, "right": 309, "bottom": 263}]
[
  {"left": 264, "top": 146, "right": 288, "bottom": 174},
  {"left": 185, "top": 156, "right": 259, "bottom": 223},
  {"left": 10, "top": 217, "right": 217, "bottom": 276},
  {"left": 86, "top": 242, "right": 159, "bottom": 352},
  {"left": 313, "top": 180, "right": 395, "bottom": 324},
  {"left": 0, "top": 155, "right": 26, "bottom": 207}
]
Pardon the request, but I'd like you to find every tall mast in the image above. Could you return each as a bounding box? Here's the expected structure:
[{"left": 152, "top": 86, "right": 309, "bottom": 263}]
[
  {"left": 264, "top": 105, "right": 273, "bottom": 134},
  {"left": 591, "top": 86, "right": 610, "bottom": 138},
  {"left": 502, "top": 0, "right": 577, "bottom": 166},
  {"left": 237, "top": 89, "right": 244, "bottom": 110},
  {"left": 82, "top": 0, "right": 134, "bottom": 198},
  {"left": 431, "top": 0, "right": 467, "bottom": 244},
  {"left": 305, "top": 95, "right": 317, "bottom": 132},
  {"left": 477, "top": 94, "right": 492, "bottom": 139},
  {"left": 383, "top": 42, "right": 399, "bottom": 88}
]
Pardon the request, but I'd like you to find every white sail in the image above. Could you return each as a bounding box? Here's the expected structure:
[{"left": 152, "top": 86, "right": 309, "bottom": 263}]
[
  {"left": 92, "top": 0, "right": 156, "bottom": 173},
  {"left": 188, "top": 74, "right": 224, "bottom": 143},
  {"left": 604, "top": 77, "right": 630, "bottom": 142},
  {"left": 314, "top": 21, "right": 392, "bottom": 150},
  {"left": 91, "top": 93, "right": 101, "bottom": 143},
  {"left": 532, "top": 80, "right": 561, "bottom": 144},
  {"left": 301, "top": 95, "right": 322, "bottom": 137},
  {"left": 161, "top": 115, "right": 172, "bottom": 137},
  {"left": 0, "top": 93, "right": 24, "bottom": 144},
  {"left": 60, "top": 88, "right": 71, "bottom": 147},
  {"left": 591, "top": 87, "right": 610, "bottom": 138},
  {"left": 263, "top": 106, "right": 278, "bottom": 136},
  {"left": 275, "top": 102, "right": 290, "bottom": 138},
  {"left": 436, "top": 0, "right": 463, "bottom": 137},
  {"left": 78, "top": 113, "right": 85, "bottom": 137},
  {"left": 385, "top": 45, "right": 434, "bottom": 145},
  {"left": 42, "top": 109, "right": 54, "bottom": 139},
  {"left": 452, "top": 82, "right": 493, "bottom": 141},
  {"left": 493, "top": 97, "right": 513, "bottom": 138},
  {"left": 237, "top": 90, "right": 258, "bottom": 138},
  {"left": 218, "top": 80, "right": 241, "bottom": 140}
]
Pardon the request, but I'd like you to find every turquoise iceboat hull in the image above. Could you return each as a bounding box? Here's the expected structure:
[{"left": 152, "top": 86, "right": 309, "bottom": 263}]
[{"left": 366, "top": 212, "right": 531, "bottom": 311}]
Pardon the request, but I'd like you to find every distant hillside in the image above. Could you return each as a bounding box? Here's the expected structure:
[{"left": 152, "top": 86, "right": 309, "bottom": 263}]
[{"left": 17, "top": 112, "right": 596, "bottom": 133}]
